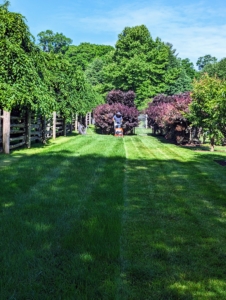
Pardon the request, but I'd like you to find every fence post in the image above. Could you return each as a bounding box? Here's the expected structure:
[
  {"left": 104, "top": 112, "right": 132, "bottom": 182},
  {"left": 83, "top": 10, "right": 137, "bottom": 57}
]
[
  {"left": 85, "top": 113, "right": 88, "bottom": 127},
  {"left": 74, "top": 113, "right": 78, "bottom": 132},
  {"left": 26, "top": 110, "right": 31, "bottom": 148},
  {"left": 53, "top": 111, "right": 56, "bottom": 139},
  {"left": 70, "top": 115, "right": 73, "bottom": 133},
  {"left": 63, "top": 118, "right": 67, "bottom": 136},
  {"left": 0, "top": 109, "right": 2, "bottom": 142},
  {"left": 41, "top": 116, "right": 46, "bottom": 143},
  {"left": 3, "top": 110, "right": 10, "bottom": 154}
]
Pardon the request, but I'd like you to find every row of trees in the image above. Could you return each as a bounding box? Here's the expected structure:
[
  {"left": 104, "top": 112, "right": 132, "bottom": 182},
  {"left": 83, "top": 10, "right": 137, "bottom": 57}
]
[
  {"left": 145, "top": 74, "right": 226, "bottom": 151},
  {"left": 0, "top": 1, "right": 102, "bottom": 120},
  {"left": 196, "top": 54, "right": 226, "bottom": 80},
  {"left": 80, "top": 25, "right": 196, "bottom": 108}
]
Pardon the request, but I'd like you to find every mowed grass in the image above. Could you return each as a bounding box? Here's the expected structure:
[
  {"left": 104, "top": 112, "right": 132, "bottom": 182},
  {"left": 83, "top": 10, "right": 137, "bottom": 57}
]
[
  {"left": 0, "top": 134, "right": 126, "bottom": 299},
  {"left": 1, "top": 131, "right": 226, "bottom": 299}
]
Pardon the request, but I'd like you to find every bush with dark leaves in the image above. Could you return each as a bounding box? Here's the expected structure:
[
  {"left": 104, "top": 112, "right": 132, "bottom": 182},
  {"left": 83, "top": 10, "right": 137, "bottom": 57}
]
[
  {"left": 106, "top": 90, "right": 136, "bottom": 107},
  {"left": 146, "top": 92, "right": 191, "bottom": 128},
  {"left": 94, "top": 103, "right": 139, "bottom": 135}
]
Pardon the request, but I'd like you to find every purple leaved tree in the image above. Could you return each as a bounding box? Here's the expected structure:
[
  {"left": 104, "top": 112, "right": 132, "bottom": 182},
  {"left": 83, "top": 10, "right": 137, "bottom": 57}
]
[
  {"left": 107, "top": 90, "right": 136, "bottom": 108},
  {"left": 146, "top": 92, "right": 192, "bottom": 143},
  {"left": 94, "top": 103, "right": 138, "bottom": 135}
]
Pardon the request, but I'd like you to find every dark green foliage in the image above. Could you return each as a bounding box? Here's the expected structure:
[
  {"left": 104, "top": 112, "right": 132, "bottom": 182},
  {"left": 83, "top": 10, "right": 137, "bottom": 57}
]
[
  {"left": 0, "top": 2, "right": 100, "bottom": 118},
  {"left": 101, "top": 25, "right": 181, "bottom": 108},
  {"left": 181, "top": 58, "right": 196, "bottom": 79},
  {"left": 196, "top": 54, "right": 217, "bottom": 70},
  {"left": 165, "top": 69, "right": 192, "bottom": 95},
  {"left": 37, "top": 29, "right": 72, "bottom": 54},
  {"left": 216, "top": 58, "right": 226, "bottom": 79},
  {"left": 85, "top": 58, "right": 105, "bottom": 86},
  {"left": 164, "top": 54, "right": 195, "bottom": 95},
  {"left": 43, "top": 52, "right": 101, "bottom": 118},
  {"left": 201, "top": 57, "right": 226, "bottom": 80}
]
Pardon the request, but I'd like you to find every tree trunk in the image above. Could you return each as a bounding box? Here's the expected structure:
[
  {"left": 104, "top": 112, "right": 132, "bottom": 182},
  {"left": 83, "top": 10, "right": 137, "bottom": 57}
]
[{"left": 210, "top": 137, "right": 215, "bottom": 152}]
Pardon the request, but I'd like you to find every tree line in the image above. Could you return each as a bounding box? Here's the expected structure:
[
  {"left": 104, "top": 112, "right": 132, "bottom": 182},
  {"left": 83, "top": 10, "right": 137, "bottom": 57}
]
[{"left": 0, "top": 1, "right": 102, "bottom": 121}]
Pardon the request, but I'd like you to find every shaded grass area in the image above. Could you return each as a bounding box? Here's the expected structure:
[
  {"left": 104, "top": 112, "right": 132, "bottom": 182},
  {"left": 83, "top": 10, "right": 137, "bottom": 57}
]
[{"left": 1, "top": 131, "right": 226, "bottom": 299}]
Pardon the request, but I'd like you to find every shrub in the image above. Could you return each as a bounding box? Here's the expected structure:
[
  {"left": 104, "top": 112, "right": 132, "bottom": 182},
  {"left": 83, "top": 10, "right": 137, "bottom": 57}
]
[
  {"left": 146, "top": 92, "right": 191, "bottom": 128},
  {"left": 94, "top": 103, "right": 139, "bottom": 135},
  {"left": 145, "top": 92, "right": 192, "bottom": 143},
  {"left": 106, "top": 90, "right": 136, "bottom": 107}
]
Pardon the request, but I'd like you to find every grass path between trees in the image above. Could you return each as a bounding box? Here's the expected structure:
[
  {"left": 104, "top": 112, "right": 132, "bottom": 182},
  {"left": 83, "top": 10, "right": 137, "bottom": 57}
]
[{"left": 1, "top": 131, "right": 226, "bottom": 299}]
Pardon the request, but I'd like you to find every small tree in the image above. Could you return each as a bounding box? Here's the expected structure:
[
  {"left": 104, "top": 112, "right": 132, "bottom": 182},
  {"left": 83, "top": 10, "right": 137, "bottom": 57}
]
[
  {"left": 106, "top": 90, "right": 136, "bottom": 107},
  {"left": 94, "top": 103, "right": 138, "bottom": 135},
  {"left": 189, "top": 74, "right": 226, "bottom": 151},
  {"left": 146, "top": 92, "right": 192, "bottom": 143}
]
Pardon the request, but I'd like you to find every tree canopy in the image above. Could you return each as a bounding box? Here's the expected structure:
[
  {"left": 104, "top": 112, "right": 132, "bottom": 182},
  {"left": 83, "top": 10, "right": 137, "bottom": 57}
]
[
  {"left": 37, "top": 30, "right": 72, "bottom": 54},
  {"left": 0, "top": 2, "right": 54, "bottom": 113},
  {"left": 97, "top": 25, "right": 193, "bottom": 108},
  {"left": 65, "top": 43, "right": 114, "bottom": 70},
  {"left": 196, "top": 55, "right": 217, "bottom": 71},
  {"left": 0, "top": 2, "right": 101, "bottom": 118},
  {"left": 189, "top": 74, "right": 226, "bottom": 151}
]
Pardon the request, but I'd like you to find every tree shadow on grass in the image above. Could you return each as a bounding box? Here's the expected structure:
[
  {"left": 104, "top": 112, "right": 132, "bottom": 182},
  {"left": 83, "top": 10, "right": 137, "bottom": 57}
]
[{"left": 1, "top": 149, "right": 226, "bottom": 299}]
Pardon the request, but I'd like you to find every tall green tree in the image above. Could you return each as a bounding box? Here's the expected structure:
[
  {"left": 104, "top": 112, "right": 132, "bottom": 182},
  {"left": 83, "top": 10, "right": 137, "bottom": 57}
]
[
  {"left": 0, "top": 1, "right": 54, "bottom": 113},
  {"left": 37, "top": 30, "right": 72, "bottom": 54},
  {"left": 181, "top": 58, "right": 196, "bottom": 79},
  {"left": 196, "top": 54, "right": 217, "bottom": 70},
  {"left": 43, "top": 52, "right": 101, "bottom": 118},
  {"left": 199, "top": 57, "right": 226, "bottom": 80},
  {"left": 164, "top": 51, "right": 194, "bottom": 95},
  {"left": 101, "top": 25, "right": 180, "bottom": 107},
  {"left": 65, "top": 43, "right": 114, "bottom": 70},
  {"left": 215, "top": 58, "right": 226, "bottom": 79}
]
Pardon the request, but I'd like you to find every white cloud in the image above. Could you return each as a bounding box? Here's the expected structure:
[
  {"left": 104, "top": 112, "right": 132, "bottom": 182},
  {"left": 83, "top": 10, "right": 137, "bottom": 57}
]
[
  {"left": 9, "top": 0, "right": 226, "bottom": 65},
  {"left": 56, "top": 1, "right": 226, "bottom": 64}
]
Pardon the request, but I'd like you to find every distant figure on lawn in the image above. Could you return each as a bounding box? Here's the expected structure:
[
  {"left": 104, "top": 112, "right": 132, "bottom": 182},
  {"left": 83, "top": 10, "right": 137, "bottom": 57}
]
[{"left": 113, "top": 112, "right": 123, "bottom": 128}]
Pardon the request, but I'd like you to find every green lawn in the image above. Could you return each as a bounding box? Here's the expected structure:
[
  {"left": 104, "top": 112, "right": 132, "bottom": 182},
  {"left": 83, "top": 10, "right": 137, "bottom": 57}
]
[{"left": 1, "top": 131, "right": 226, "bottom": 299}]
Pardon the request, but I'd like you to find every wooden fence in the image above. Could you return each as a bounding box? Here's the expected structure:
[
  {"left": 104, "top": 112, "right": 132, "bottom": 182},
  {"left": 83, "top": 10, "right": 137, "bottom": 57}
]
[{"left": 0, "top": 109, "right": 93, "bottom": 154}]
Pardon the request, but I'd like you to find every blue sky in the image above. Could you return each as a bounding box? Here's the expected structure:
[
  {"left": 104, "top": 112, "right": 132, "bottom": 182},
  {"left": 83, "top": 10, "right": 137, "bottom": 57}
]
[{"left": 8, "top": 0, "right": 226, "bottom": 66}]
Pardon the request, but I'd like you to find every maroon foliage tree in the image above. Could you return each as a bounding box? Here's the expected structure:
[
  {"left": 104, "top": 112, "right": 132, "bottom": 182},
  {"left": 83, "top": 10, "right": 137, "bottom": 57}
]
[
  {"left": 146, "top": 92, "right": 192, "bottom": 143},
  {"left": 94, "top": 103, "right": 138, "bottom": 135},
  {"left": 107, "top": 90, "right": 124, "bottom": 105},
  {"left": 123, "top": 90, "right": 136, "bottom": 107},
  {"left": 106, "top": 90, "right": 136, "bottom": 107}
]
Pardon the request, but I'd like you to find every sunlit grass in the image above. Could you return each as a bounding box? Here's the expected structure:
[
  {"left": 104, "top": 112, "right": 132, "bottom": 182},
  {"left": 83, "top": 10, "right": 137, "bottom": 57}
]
[{"left": 119, "top": 133, "right": 226, "bottom": 299}]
